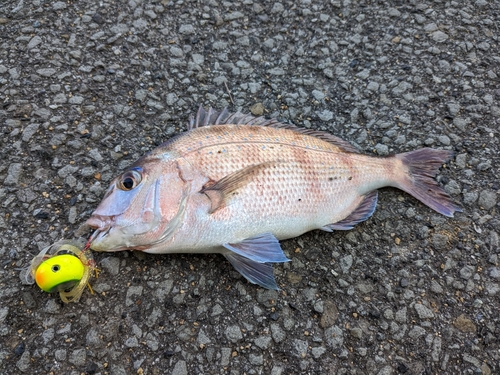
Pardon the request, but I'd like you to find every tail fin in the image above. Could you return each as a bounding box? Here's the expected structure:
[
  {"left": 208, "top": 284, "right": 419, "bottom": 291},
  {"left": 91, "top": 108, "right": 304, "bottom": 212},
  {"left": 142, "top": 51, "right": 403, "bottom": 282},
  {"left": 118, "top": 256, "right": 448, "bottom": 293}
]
[{"left": 394, "top": 148, "right": 461, "bottom": 217}]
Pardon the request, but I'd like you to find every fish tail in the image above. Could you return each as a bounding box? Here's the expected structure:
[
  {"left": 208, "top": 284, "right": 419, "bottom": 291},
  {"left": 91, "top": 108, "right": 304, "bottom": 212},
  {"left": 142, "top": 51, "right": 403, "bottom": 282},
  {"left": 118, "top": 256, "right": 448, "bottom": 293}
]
[{"left": 394, "top": 148, "right": 461, "bottom": 217}]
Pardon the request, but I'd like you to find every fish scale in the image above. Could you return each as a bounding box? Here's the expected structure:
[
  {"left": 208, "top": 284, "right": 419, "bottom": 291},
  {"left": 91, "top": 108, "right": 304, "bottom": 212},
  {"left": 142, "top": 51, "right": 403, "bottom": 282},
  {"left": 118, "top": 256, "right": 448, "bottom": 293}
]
[{"left": 86, "top": 107, "right": 461, "bottom": 290}]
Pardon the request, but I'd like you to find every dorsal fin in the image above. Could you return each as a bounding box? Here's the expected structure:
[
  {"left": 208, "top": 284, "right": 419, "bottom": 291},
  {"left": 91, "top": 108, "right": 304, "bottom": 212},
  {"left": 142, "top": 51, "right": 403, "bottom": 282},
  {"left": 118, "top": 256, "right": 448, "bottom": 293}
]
[{"left": 188, "top": 106, "right": 360, "bottom": 153}]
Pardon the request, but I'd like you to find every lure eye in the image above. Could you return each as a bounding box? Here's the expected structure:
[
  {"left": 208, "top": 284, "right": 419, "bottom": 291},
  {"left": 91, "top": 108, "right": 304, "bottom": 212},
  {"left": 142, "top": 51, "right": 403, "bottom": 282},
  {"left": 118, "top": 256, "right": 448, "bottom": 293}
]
[{"left": 118, "top": 169, "right": 142, "bottom": 191}]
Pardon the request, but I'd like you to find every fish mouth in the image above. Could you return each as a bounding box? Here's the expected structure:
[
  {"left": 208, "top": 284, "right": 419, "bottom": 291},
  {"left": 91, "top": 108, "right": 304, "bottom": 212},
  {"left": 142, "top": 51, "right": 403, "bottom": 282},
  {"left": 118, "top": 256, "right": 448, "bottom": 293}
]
[{"left": 85, "top": 214, "right": 116, "bottom": 251}]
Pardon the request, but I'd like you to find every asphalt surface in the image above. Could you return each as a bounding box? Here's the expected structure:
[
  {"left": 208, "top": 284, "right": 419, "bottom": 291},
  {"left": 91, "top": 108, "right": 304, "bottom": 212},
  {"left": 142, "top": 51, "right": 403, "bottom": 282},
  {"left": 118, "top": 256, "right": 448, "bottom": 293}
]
[{"left": 1, "top": 0, "right": 499, "bottom": 374}]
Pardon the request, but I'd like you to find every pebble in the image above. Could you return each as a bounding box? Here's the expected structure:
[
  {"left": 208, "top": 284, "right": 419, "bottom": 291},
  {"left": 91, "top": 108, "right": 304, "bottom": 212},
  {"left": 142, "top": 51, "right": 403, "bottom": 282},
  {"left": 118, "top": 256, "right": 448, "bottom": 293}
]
[
  {"left": 22, "top": 123, "right": 39, "bottom": 142},
  {"left": 431, "top": 30, "right": 449, "bottom": 42},
  {"left": 292, "top": 339, "right": 309, "bottom": 358},
  {"left": 414, "top": 304, "right": 435, "bottom": 319},
  {"left": 374, "top": 144, "right": 389, "bottom": 155},
  {"left": 324, "top": 325, "right": 343, "bottom": 348},
  {"left": 100, "top": 257, "right": 121, "bottom": 275},
  {"left": 478, "top": 190, "right": 497, "bottom": 210},
  {"left": 340, "top": 254, "right": 353, "bottom": 273},
  {"left": 250, "top": 103, "right": 264, "bottom": 116},
  {"left": 16, "top": 350, "right": 30, "bottom": 372},
  {"left": 171, "top": 360, "right": 188, "bottom": 375},
  {"left": 317, "top": 110, "right": 334, "bottom": 121},
  {"left": 69, "top": 348, "right": 86, "bottom": 367},
  {"left": 432, "top": 234, "right": 449, "bottom": 250},
  {"left": 4, "top": 163, "right": 22, "bottom": 185},
  {"left": 270, "top": 323, "right": 286, "bottom": 343},
  {"left": 27, "top": 36, "right": 42, "bottom": 49},
  {"left": 254, "top": 335, "right": 272, "bottom": 349},
  {"left": 224, "top": 325, "right": 243, "bottom": 343},
  {"left": 453, "top": 314, "right": 476, "bottom": 333}
]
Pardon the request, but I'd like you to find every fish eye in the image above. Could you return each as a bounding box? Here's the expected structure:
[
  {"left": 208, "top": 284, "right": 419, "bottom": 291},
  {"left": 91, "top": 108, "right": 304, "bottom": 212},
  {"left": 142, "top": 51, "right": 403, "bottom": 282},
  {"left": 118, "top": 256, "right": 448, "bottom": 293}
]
[{"left": 117, "top": 168, "right": 143, "bottom": 191}]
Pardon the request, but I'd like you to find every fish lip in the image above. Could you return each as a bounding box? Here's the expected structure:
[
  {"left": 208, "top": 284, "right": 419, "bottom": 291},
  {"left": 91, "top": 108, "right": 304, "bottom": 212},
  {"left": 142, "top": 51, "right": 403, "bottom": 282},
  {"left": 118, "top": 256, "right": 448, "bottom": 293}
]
[
  {"left": 86, "top": 214, "right": 114, "bottom": 232},
  {"left": 85, "top": 214, "right": 115, "bottom": 250}
]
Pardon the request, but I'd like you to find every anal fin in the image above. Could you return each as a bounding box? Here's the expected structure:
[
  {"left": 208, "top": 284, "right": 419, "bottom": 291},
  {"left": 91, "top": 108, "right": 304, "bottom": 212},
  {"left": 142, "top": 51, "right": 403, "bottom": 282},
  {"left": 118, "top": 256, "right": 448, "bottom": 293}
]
[{"left": 321, "top": 191, "right": 378, "bottom": 231}]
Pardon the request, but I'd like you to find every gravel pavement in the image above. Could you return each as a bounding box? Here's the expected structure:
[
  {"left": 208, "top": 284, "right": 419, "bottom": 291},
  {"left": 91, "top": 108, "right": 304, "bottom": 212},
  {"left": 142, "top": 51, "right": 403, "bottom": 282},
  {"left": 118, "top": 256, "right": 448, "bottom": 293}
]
[{"left": 1, "top": 0, "right": 499, "bottom": 374}]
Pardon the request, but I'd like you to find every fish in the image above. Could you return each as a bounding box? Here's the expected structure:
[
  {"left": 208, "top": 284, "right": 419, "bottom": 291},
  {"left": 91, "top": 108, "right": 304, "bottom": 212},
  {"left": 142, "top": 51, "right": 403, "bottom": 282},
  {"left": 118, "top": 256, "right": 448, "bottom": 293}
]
[{"left": 85, "top": 107, "right": 461, "bottom": 289}]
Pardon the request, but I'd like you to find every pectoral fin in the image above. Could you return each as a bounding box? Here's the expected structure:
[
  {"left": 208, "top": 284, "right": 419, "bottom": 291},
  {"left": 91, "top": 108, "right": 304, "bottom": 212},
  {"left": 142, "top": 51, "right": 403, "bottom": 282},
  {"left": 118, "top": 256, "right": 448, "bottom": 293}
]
[
  {"left": 321, "top": 191, "right": 378, "bottom": 231},
  {"left": 201, "top": 162, "right": 276, "bottom": 213},
  {"left": 222, "top": 233, "right": 290, "bottom": 290}
]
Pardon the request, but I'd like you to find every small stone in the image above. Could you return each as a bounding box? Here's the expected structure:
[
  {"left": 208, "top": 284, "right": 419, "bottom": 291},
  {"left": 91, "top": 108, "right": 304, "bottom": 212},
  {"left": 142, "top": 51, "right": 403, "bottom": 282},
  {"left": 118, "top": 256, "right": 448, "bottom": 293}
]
[
  {"left": 340, "top": 254, "right": 353, "bottom": 273},
  {"left": 292, "top": 339, "right": 309, "bottom": 358},
  {"left": 69, "top": 348, "right": 86, "bottom": 367},
  {"left": 349, "top": 327, "right": 363, "bottom": 339},
  {"left": 126, "top": 286, "right": 143, "bottom": 306},
  {"left": 36, "top": 68, "right": 57, "bottom": 77},
  {"left": 319, "top": 300, "right": 339, "bottom": 328},
  {"left": 447, "top": 102, "right": 461, "bottom": 116},
  {"left": 16, "top": 350, "right": 31, "bottom": 372},
  {"left": 432, "top": 234, "right": 449, "bottom": 249},
  {"left": 178, "top": 24, "right": 194, "bottom": 34},
  {"left": 395, "top": 307, "right": 407, "bottom": 323},
  {"left": 489, "top": 267, "right": 500, "bottom": 279},
  {"left": 354, "top": 348, "right": 367, "bottom": 357},
  {"left": 125, "top": 336, "right": 139, "bottom": 347},
  {"left": 367, "top": 81, "right": 379, "bottom": 92},
  {"left": 225, "top": 325, "right": 243, "bottom": 343},
  {"left": 68, "top": 206, "right": 77, "bottom": 224},
  {"left": 377, "top": 365, "right": 393, "bottom": 375},
  {"left": 14, "top": 341, "right": 25, "bottom": 356},
  {"left": 69, "top": 95, "right": 84, "bottom": 104},
  {"left": 270, "top": 323, "right": 286, "bottom": 343},
  {"left": 52, "top": 1, "right": 67, "bottom": 10},
  {"left": 374, "top": 144, "right": 389, "bottom": 155},
  {"left": 459, "top": 265, "right": 474, "bottom": 280},
  {"left": 478, "top": 190, "right": 497, "bottom": 210},
  {"left": 324, "top": 325, "right": 343, "bottom": 348},
  {"left": 27, "top": 36, "right": 42, "bottom": 49},
  {"left": 317, "top": 110, "right": 334, "bottom": 121},
  {"left": 430, "top": 280, "right": 443, "bottom": 294},
  {"left": 431, "top": 30, "right": 448, "bottom": 42},
  {"left": 4, "top": 163, "right": 23, "bottom": 185},
  {"left": 171, "top": 360, "right": 188, "bottom": 375},
  {"left": 408, "top": 326, "right": 426, "bottom": 339},
  {"left": 100, "top": 257, "right": 120, "bottom": 275},
  {"left": 311, "top": 90, "right": 325, "bottom": 101},
  {"left": 54, "top": 349, "right": 66, "bottom": 361},
  {"left": 254, "top": 335, "right": 272, "bottom": 349},
  {"left": 22, "top": 123, "right": 39, "bottom": 142},
  {"left": 249, "top": 353, "right": 264, "bottom": 365},
  {"left": 453, "top": 314, "right": 476, "bottom": 333},
  {"left": 250, "top": 103, "right": 264, "bottom": 116},
  {"left": 311, "top": 346, "right": 326, "bottom": 359},
  {"left": 414, "top": 303, "right": 435, "bottom": 319}
]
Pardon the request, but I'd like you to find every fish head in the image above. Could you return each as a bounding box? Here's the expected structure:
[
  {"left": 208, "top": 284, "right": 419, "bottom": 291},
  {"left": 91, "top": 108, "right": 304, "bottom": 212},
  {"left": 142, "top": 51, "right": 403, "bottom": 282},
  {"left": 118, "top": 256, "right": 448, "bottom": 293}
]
[{"left": 85, "top": 157, "right": 188, "bottom": 252}]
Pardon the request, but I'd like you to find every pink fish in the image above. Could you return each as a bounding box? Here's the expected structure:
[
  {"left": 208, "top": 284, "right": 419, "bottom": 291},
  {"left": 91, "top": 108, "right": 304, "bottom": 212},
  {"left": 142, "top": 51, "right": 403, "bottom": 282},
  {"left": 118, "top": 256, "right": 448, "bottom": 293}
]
[{"left": 86, "top": 107, "right": 460, "bottom": 289}]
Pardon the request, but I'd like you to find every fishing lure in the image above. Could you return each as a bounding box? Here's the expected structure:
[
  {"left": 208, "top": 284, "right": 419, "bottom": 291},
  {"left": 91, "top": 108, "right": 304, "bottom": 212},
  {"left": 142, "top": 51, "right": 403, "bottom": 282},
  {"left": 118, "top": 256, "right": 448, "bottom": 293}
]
[{"left": 24, "top": 240, "right": 96, "bottom": 303}]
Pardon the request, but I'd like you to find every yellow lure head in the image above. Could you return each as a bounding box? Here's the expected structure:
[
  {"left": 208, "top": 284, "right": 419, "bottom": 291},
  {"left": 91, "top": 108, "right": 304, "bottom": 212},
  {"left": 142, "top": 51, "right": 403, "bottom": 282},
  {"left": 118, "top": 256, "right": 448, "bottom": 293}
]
[{"left": 35, "top": 253, "right": 85, "bottom": 293}]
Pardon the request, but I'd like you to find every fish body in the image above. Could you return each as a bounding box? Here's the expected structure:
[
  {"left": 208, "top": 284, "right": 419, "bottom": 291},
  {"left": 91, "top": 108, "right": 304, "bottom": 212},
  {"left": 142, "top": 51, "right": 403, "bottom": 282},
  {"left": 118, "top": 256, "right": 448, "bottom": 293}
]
[{"left": 86, "top": 108, "right": 460, "bottom": 289}]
